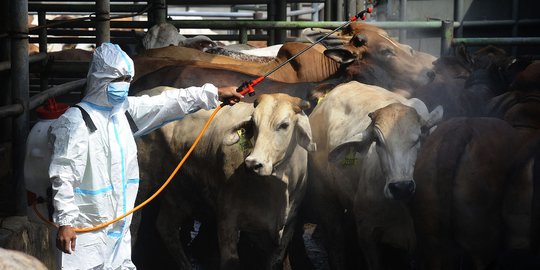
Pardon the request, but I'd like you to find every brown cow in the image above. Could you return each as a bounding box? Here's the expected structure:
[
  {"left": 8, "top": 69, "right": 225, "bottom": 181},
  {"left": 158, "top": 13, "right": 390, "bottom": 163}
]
[
  {"left": 410, "top": 117, "right": 535, "bottom": 270},
  {"left": 327, "top": 22, "right": 437, "bottom": 96},
  {"left": 133, "top": 23, "right": 436, "bottom": 93},
  {"left": 414, "top": 45, "right": 524, "bottom": 121}
]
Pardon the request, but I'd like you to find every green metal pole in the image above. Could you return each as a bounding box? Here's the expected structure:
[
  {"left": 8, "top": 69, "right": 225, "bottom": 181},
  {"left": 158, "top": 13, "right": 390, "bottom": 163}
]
[
  {"left": 452, "top": 37, "right": 540, "bottom": 46},
  {"left": 441, "top": 20, "right": 454, "bottom": 56}
]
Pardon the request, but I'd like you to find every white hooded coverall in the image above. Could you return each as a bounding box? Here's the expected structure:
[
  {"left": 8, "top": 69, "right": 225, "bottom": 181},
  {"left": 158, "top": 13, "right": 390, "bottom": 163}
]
[{"left": 48, "top": 43, "right": 220, "bottom": 269}]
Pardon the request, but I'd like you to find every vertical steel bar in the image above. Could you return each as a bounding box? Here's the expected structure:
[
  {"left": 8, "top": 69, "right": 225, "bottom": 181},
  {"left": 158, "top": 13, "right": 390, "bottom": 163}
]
[
  {"left": 239, "top": 27, "right": 248, "bottom": 44},
  {"left": 0, "top": 0, "right": 11, "bottom": 144},
  {"left": 10, "top": 0, "right": 29, "bottom": 216},
  {"left": 38, "top": 11, "right": 49, "bottom": 92},
  {"left": 312, "top": 3, "right": 320, "bottom": 21},
  {"left": 96, "top": 0, "right": 110, "bottom": 46},
  {"left": 291, "top": 3, "right": 299, "bottom": 37},
  {"left": 336, "top": 0, "right": 345, "bottom": 21},
  {"left": 38, "top": 12, "right": 47, "bottom": 53},
  {"left": 399, "top": 0, "right": 407, "bottom": 42},
  {"left": 253, "top": 11, "right": 264, "bottom": 40},
  {"left": 325, "top": 0, "right": 332, "bottom": 21},
  {"left": 267, "top": 2, "right": 276, "bottom": 45},
  {"left": 274, "top": 0, "right": 287, "bottom": 44},
  {"left": 347, "top": 0, "right": 356, "bottom": 18},
  {"left": 454, "top": 0, "right": 463, "bottom": 37},
  {"left": 152, "top": 0, "right": 167, "bottom": 25},
  {"left": 441, "top": 20, "right": 454, "bottom": 56},
  {"left": 512, "top": 0, "right": 519, "bottom": 56}
]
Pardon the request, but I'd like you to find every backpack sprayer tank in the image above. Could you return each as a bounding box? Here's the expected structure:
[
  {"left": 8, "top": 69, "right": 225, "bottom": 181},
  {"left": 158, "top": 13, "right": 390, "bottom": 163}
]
[{"left": 24, "top": 98, "right": 69, "bottom": 223}]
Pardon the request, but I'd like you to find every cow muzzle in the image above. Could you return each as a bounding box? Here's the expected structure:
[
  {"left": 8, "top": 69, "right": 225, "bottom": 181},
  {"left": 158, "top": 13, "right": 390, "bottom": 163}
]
[
  {"left": 385, "top": 180, "right": 416, "bottom": 200},
  {"left": 245, "top": 156, "right": 273, "bottom": 176}
]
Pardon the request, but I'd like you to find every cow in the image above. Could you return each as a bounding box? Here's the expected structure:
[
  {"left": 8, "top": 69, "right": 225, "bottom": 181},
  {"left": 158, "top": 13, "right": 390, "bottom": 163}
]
[
  {"left": 414, "top": 44, "right": 525, "bottom": 121},
  {"left": 485, "top": 61, "right": 540, "bottom": 136},
  {"left": 141, "top": 22, "right": 219, "bottom": 52},
  {"left": 303, "top": 81, "right": 443, "bottom": 269},
  {"left": 133, "top": 89, "right": 316, "bottom": 269},
  {"left": 132, "top": 22, "right": 436, "bottom": 92},
  {"left": 0, "top": 248, "right": 47, "bottom": 270},
  {"left": 410, "top": 117, "right": 537, "bottom": 270}
]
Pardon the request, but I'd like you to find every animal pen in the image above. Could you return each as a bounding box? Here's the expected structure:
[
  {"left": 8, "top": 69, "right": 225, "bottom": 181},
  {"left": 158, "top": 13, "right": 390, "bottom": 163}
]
[{"left": 0, "top": 0, "right": 539, "bottom": 268}]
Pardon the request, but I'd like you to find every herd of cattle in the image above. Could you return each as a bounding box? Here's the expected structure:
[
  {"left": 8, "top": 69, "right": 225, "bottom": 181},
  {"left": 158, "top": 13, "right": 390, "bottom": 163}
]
[{"left": 32, "top": 22, "right": 540, "bottom": 270}]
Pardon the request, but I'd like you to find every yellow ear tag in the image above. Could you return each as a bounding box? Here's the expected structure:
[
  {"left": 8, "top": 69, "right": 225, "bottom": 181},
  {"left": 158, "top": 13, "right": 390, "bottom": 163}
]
[
  {"left": 341, "top": 148, "right": 357, "bottom": 166},
  {"left": 317, "top": 94, "right": 326, "bottom": 104},
  {"left": 237, "top": 128, "right": 253, "bottom": 151}
]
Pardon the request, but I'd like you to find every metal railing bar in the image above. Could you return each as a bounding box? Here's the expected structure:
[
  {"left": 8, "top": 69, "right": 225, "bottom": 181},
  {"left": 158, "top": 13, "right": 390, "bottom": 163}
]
[
  {"left": 0, "top": 53, "right": 47, "bottom": 72},
  {"left": 0, "top": 79, "right": 85, "bottom": 118},
  {"left": 452, "top": 37, "right": 540, "bottom": 45}
]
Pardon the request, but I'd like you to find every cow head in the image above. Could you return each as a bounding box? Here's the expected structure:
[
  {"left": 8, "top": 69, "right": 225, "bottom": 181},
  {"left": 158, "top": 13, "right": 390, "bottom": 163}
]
[
  {"left": 142, "top": 22, "right": 184, "bottom": 50},
  {"left": 228, "top": 94, "right": 316, "bottom": 176},
  {"left": 322, "top": 23, "right": 436, "bottom": 92},
  {"left": 329, "top": 100, "right": 443, "bottom": 200}
]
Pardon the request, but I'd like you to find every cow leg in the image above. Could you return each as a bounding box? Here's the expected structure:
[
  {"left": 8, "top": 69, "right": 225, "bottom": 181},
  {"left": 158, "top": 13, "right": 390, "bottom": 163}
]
[
  {"left": 314, "top": 200, "right": 348, "bottom": 269},
  {"left": 270, "top": 220, "right": 297, "bottom": 270},
  {"left": 155, "top": 199, "right": 192, "bottom": 270},
  {"left": 353, "top": 212, "right": 382, "bottom": 270},
  {"left": 287, "top": 221, "right": 315, "bottom": 270},
  {"left": 218, "top": 214, "right": 241, "bottom": 270}
]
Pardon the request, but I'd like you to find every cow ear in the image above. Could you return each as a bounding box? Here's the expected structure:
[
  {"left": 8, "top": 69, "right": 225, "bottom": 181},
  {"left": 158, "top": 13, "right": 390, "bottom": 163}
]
[
  {"left": 404, "top": 98, "right": 444, "bottom": 131},
  {"left": 424, "top": 105, "right": 444, "bottom": 130},
  {"left": 404, "top": 98, "right": 429, "bottom": 118},
  {"left": 328, "top": 125, "right": 374, "bottom": 163},
  {"left": 455, "top": 43, "right": 473, "bottom": 67},
  {"left": 223, "top": 116, "right": 253, "bottom": 146},
  {"left": 296, "top": 112, "right": 316, "bottom": 152},
  {"left": 324, "top": 49, "right": 356, "bottom": 64}
]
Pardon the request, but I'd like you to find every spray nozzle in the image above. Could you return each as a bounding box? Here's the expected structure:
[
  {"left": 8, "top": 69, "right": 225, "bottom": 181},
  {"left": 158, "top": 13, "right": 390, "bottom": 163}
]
[
  {"left": 350, "top": 7, "right": 374, "bottom": 21},
  {"left": 221, "top": 76, "right": 264, "bottom": 106}
]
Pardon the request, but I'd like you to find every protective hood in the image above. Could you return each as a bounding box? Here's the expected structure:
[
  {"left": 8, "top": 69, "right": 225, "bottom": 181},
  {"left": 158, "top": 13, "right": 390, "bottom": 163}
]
[{"left": 83, "top": 43, "right": 135, "bottom": 109}]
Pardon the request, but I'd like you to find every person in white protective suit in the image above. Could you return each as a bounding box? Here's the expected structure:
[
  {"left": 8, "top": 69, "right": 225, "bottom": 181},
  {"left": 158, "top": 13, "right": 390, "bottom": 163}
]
[{"left": 48, "top": 43, "right": 243, "bottom": 269}]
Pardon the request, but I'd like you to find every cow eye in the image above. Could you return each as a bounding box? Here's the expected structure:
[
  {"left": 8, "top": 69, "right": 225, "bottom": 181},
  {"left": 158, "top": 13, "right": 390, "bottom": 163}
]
[
  {"left": 278, "top": 122, "right": 289, "bottom": 130},
  {"left": 380, "top": 48, "right": 395, "bottom": 57}
]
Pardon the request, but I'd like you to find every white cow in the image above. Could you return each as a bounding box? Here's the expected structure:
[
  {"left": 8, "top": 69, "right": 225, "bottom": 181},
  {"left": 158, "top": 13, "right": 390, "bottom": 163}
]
[
  {"left": 305, "top": 81, "right": 443, "bottom": 269},
  {"left": 0, "top": 248, "right": 47, "bottom": 270},
  {"left": 134, "top": 89, "right": 315, "bottom": 269},
  {"left": 142, "top": 22, "right": 217, "bottom": 51}
]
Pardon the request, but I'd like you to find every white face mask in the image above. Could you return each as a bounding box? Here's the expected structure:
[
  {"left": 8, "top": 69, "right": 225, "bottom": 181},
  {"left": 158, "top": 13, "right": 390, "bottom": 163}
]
[{"left": 107, "top": 82, "right": 130, "bottom": 105}]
